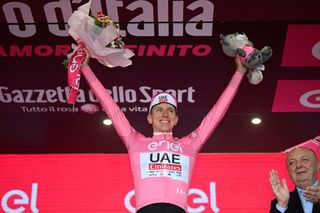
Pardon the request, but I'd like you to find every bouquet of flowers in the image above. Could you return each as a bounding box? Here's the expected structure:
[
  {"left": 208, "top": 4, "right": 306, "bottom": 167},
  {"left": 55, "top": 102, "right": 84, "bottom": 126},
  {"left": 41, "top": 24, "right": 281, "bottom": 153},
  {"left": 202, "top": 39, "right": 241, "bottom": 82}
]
[{"left": 65, "top": 0, "right": 134, "bottom": 104}]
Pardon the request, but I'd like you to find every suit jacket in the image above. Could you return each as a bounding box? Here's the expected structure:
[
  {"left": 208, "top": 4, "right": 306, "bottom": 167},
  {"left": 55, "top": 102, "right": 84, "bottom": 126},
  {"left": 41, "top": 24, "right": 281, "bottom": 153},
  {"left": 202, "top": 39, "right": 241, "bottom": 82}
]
[{"left": 270, "top": 188, "right": 320, "bottom": 213}]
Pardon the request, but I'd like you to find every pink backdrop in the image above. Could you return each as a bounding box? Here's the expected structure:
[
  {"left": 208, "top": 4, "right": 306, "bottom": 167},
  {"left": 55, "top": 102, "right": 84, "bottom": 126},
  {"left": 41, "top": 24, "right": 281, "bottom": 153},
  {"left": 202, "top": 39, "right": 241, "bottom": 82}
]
[{"left": 0, "top": 153, "right": 304, "bottom": 213}]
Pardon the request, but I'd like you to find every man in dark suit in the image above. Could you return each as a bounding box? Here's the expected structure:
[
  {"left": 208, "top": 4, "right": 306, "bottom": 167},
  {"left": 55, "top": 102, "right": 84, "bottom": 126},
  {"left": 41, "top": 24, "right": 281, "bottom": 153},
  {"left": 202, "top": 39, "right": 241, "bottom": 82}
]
[{"left": 269, "top": 147, "right": 320, "bottom": 213}]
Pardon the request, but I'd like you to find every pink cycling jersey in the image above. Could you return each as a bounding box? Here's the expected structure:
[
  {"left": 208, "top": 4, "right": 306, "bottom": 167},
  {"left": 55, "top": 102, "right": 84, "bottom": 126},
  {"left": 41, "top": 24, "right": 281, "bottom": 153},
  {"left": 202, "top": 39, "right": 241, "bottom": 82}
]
[{"left": 81, "top": 66, "right": 244, "bottom": 212}]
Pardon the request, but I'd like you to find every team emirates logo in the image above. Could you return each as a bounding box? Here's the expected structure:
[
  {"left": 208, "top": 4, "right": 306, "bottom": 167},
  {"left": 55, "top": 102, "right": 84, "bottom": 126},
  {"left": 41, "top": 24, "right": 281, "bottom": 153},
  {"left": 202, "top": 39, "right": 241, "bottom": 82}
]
[{"left": 158, "top": 95, "right": 169, "bottom": 103}]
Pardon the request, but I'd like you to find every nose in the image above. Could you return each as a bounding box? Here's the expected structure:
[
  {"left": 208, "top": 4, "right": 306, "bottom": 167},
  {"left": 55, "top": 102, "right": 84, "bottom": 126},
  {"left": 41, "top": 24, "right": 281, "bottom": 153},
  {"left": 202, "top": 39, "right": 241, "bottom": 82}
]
[
  {"left": 296, "top": 160, "right": 303, "bottom": 168},
  {"left": 162, "top": 110, "right": 169, "bottom": 117}
]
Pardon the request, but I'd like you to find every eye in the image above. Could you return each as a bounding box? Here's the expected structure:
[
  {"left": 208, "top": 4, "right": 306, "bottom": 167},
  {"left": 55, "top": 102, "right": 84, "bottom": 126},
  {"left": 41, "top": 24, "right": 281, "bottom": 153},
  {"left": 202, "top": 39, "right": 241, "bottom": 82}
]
[
  {"left": 153, "top": 107, "right": 162, "bottom": 113},
  {"left": 289, "top": 161, "right": 296, "bottom": 167}
]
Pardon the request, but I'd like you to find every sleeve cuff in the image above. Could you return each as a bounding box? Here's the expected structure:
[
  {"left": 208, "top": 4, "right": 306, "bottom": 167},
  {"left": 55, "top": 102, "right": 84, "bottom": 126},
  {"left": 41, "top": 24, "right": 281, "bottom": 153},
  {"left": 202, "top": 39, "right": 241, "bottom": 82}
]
[{"left": 276, "top": 203, "right": 287, "bottom": 213}]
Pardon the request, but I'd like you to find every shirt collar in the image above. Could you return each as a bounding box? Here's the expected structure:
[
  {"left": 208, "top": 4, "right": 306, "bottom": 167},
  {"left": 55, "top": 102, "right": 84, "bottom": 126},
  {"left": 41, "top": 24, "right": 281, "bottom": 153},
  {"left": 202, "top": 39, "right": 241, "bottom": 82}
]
[
  {"left": 152, "top": 132, "right": 174, "bottom": 139},
  {"left": 153, "top": 132, "right": 173, "bottom": 136},
  {"left": 297, "top": 180, "right": 319, "bottom": 192}
]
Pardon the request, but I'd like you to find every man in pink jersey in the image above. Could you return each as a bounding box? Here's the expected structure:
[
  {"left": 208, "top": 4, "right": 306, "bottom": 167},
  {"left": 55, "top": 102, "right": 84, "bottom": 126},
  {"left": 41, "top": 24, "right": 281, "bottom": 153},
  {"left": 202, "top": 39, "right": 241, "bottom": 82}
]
[{"left": 80, "top": 52, "right": 247, "bottom": 213}]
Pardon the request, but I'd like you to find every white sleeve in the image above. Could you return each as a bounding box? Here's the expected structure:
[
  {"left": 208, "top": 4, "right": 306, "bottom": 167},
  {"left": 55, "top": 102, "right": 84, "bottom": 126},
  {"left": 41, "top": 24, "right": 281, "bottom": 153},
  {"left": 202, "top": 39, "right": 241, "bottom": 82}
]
[{"left": 276, "top": 203, "right": 287, "bottom": 213}]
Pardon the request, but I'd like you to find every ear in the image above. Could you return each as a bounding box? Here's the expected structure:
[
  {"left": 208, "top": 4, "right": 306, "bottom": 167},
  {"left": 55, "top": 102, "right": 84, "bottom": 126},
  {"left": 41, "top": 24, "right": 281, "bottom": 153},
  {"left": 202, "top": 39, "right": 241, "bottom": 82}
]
[{"left": 147, "top": 113, "right": 153, "bottom": 124}]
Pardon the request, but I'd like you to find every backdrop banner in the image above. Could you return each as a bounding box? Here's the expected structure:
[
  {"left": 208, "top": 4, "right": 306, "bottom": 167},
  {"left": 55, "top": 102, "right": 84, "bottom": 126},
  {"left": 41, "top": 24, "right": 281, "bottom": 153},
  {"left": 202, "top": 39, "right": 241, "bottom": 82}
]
[{"left": 0, "top": 153, "right": 307, "bottom": 213}]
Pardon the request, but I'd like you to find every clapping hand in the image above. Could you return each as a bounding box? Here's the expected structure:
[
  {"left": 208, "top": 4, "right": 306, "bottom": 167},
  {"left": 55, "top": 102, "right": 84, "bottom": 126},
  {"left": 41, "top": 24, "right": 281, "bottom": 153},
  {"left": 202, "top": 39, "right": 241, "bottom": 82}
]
[
  {"left": 304, "top": 185, "right": 320, "bottom": 203},
  {"left": 269, "top": 169, "right": 290, "bottom": 208}
]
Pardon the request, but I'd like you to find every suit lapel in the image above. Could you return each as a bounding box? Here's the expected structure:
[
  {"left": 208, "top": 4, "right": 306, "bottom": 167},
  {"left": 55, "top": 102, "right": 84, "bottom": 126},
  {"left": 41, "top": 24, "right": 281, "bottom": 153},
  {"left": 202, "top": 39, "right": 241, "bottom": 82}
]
[
  {"left": 292, "top": 188, "right": 320, "bottom": 213},
  {"left": 291, "top": 189, "right": 304, "bottom": 212},
  {"left": 312, "top": 202, "right": 320, "bottom": 213}
]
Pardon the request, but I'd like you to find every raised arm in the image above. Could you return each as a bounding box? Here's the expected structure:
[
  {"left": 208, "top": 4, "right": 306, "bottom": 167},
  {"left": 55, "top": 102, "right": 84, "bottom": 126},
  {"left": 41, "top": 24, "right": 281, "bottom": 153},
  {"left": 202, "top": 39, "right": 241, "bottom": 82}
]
[
  {"left": 189, "top": 55, "right": 247, "bottom": 151},
  {"left": 80, "top": 53, "right": 134, "bottom": 146},
  {"left": 269, "top": 169, "right": 290, "bottom": 212}
]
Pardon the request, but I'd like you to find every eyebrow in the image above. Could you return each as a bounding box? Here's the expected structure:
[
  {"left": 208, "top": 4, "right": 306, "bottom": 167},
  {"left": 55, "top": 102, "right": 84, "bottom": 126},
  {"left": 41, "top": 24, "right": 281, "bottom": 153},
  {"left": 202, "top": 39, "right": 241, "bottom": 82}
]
[
  {"left": 288, "top": 155, "right": 310, "bottom": 161},
  {"left": 155, "top": 105, "right": 175, "bottom": 109}
]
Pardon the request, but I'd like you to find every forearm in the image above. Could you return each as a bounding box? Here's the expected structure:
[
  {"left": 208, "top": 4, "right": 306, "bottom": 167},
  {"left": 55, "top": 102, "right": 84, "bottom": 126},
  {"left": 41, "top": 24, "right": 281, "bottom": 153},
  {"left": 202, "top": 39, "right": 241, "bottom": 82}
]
[
  {"left": 81, "top": 65, "right": 133, "bottom": 138},
  {"left": 195, "top": 70, "right": 244, "bottom": 146}
]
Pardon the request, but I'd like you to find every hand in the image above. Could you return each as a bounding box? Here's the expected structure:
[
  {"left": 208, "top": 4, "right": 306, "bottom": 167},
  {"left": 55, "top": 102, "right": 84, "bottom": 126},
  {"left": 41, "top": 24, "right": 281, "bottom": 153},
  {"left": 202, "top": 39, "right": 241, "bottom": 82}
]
[
  {"left": 304, "top": 185, "right": 320, "bottom": 203},
  {"left": 81, "top": 49, "right": 90, "bottom": 68},
  {"left": 269, "top": 169, "right": 290, "bottom": 208},
  {"left": 235, "top": 54, "right": 247, "bottom": 75}
]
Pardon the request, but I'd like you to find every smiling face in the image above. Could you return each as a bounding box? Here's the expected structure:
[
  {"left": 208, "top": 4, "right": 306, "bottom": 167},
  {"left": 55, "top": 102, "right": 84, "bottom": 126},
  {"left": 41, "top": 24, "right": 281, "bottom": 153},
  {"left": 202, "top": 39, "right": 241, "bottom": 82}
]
[
  {"left": 147, "top": 103, "right": 178, "bottom": 133},
  {"left": 286, "top": 147, "right": 320, "bottom": 189}
]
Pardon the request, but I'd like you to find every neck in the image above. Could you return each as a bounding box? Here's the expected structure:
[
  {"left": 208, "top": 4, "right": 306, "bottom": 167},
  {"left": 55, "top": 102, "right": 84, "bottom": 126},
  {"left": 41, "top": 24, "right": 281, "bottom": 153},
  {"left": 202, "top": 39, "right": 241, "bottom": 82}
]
[{"left": 297, "top": 179, "right": 318, "bottom": 190}]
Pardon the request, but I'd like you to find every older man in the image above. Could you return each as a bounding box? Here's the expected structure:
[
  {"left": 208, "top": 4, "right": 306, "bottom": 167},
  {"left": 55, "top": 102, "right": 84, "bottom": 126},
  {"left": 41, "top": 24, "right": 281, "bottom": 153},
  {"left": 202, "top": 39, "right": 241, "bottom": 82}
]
[{"left": 269, "top": 147, "right": 320, "bottom": 213}]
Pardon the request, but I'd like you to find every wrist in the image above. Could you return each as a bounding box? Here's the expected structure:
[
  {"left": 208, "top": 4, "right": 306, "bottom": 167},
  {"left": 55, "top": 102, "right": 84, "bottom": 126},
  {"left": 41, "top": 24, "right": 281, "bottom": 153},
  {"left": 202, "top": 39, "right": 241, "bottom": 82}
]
[
  {"left": 81, "top": 63, "right": 89, "bottom": 68},
  {"left": 236, "top": 69, "right": 246, "bottom": 76},
  {"left": 237, "top": 67, "right": 247, "bottom": 75}
]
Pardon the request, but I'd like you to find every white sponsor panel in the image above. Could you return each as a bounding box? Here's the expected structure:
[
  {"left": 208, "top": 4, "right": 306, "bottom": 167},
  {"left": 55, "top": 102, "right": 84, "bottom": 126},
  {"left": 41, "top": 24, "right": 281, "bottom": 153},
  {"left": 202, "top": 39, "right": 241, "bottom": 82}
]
[{"left": 140, "top": 152, "right": 189, "bottom": 183}]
